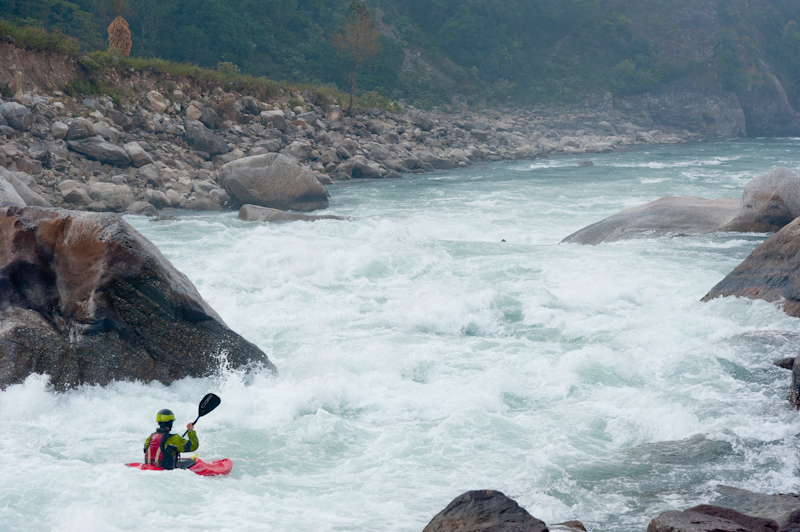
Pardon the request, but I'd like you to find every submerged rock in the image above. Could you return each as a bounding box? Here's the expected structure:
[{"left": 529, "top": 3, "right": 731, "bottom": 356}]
[
  {"left": 422, "top": 490, "right": 549, "bottom": 532},
  {"left": 219, "top": 153, "right": 329, "bottom": 212},
  {"left": 562, "top": 196, "right": 741, "bottom": 245},
  {"left": 238, "top": 204, "right": 349, "bottom": 223},
  {"left": 702, "top": 217, "right": 800, "bottom": 317},
  {"left": 0, "top": 206, "right": 276, "bottom": 390}
]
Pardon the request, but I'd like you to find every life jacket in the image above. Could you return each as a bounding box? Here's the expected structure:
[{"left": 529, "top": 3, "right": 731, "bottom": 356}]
[{"left": 145, "top": 431, "right": 179, "bottom": 469}]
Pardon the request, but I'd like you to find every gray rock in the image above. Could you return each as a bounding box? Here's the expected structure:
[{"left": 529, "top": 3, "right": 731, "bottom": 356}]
[
  {"left": 26, "top": 143, "right": 49, "bottom": 162},
  {"left": 124, "top": 201, "right": 159, "bottom": 217},
  {"left": 421, "top": 155, "right": 455, "bottom": 170},
  {"left": 260, "top": 110, "right": 287, "bottom": 131},
  {"left": 471, "top": 130, "right": 492, "bottom": 142},
  {"left": 0, "top": 102, "right": 33, "bottom": 131},
  {"left": 124, "top": 141, "right": 155, "bottom": 168},
  {"left": 238, "top": 204, "right": 349, "bottom": 223},
  {"left": 242, "top": 97, "right": 260, "bottom": 115},
  {"left": 288, "top": 141, "right": 313, "bottom": 161},
  {"left": 0, "top": 168, "right": 50, "bottom": 207},
  {"left": 720, "top": 167, "right": 800, "bottom": 233},
  {"left": 414, "top": 114, "right": 435, "bottom": 132},
  {"left": 51, "top": 121, "right": 69, "bottom": 140},
  {"left": 88, "top": 182, "right": 135, "bottom": 212},
  {"left": 647, "top": 511, "right": 748, "bottom": 532},
  {"left": 0, "top": 175, "right": 26, "bottom": 207},
  {"left": 62, "top": 187, "right": 92, "bottom": 206},
  {"left": 0, "top": 206, "right": 276, "bottom": 390},
  {"left": 219, "top": 153, "right": 329, "bottom": 212},
  {"left": 685, "top": 505, "right": 778, "bottom": 532},
  {"left": 106, "top": 109, "right": 133, "bottom": 132},
  {"left": 351, "top": 161, "right": 382, "bottom": 179},
  {"left": 185, "top": 120, "right": 229, "bottom": 156},
  {"left": 562, "top": 196, "right": 742, "bottom": 245},
  {"left": 199, "top": 107, "right": 222, "bottom": 129},
  {"left": 144, "top": 189, "right": 170, "bottom": 209},
  {"left": 65, "top": 119, "right": 95, "bottom": 141},
  {"left": 183, "top": 196, "right": 224, "bottom": 211},
  {"left": 138, "top": 164, "right": 163, "bottom": 188},
  {"left": 422, "top": 490, "right": 548, "bottom": 532},
  {"left": 67, "top": 137, "right": 131, "bottom": 167}
]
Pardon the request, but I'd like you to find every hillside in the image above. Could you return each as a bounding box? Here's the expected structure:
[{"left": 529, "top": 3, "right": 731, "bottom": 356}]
[{"left": 3, "top": 0, "right": 800, "bottom": 134}]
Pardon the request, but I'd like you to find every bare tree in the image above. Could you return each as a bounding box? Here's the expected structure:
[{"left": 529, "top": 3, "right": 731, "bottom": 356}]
[
  {"left": 332, "top": 1, "right": 381, "bottom": 115},
  {"left": 106, "top": 0, "right": 132, "bottom": 56}
]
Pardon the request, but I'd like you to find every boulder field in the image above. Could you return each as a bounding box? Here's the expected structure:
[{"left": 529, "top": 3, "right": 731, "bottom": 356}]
[
  {"left": 563, "top": 167, "right": 800, "bottom": 245},
  {"left": 0, "top": 205, "right": 276, "bottom": 390}
]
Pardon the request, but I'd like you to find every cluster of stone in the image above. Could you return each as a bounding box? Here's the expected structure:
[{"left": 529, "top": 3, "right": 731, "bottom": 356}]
[{"left": 0, "top": 80, "right": 695, "bottom": 217}]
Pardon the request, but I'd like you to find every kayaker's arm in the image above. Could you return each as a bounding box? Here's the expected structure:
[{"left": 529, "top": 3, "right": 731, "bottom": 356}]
[
  {"left": 181, "top": 430, "right": 199, "bottom": 452},
  {"left": 143, "top": 435, "right": 151, "bottom": 453}
]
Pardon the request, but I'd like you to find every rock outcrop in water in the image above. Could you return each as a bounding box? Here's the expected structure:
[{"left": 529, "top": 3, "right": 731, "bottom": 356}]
[
  {"left": 563, "top": 167, "right": 800, "bottom": 245},
  {"left": 561, "top": 196, "right": 742, "bottom": 245},
  {"left": 646, "top": 487, "right": 800, "bottom": 532},
  {"left": 422, "top": 490, "right": 549, "bottom": 532},
  {"left": 0, "top": 205, "right": 276, "bottom": 390},
  {"left": 238, "top": 204, "right": 349, "bottom": 223},
  {"left": 647, "top": 506, "right": 777, "bottom": 532},
  {"left": 702, "top": 216, "right": 800, "bottom": 317}
]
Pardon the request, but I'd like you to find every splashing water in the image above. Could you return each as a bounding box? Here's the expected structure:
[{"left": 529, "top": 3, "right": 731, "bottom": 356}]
[{"left": 3, "top": 139, "right": 800, "bottom": 531}]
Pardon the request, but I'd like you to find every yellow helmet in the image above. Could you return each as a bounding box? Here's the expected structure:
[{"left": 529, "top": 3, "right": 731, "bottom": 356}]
[{"left": 156, "top": 409, "right": 175, "bottom": 423}]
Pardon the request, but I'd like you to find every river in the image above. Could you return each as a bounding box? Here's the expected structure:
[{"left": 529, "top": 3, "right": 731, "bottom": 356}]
[{"left": 2, "top": 139, "right": 800, "bottom": 531}]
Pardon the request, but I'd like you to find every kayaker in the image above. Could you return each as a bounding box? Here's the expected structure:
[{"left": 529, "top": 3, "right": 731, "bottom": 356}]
[{"left": 143, "top": 409, "right": 199, "bottom": 469}]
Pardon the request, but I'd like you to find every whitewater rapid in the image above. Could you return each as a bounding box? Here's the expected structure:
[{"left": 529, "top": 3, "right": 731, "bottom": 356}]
[{"left": 3, "top": 139, "right": 800, "bottom": 531}]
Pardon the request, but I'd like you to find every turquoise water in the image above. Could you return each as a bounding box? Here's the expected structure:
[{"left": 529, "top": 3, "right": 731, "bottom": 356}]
[{"left": 3, "top": 139, "right": 800, "bottom": 531}]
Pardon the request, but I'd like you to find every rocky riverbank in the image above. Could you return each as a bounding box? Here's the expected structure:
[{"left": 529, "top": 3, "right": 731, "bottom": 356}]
[{"left": 0, "top": 42, "right": 712, "bottom": 217}]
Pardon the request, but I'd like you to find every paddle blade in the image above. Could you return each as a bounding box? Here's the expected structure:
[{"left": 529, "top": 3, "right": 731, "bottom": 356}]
[{"left": 198, "top": 393, "right": 221, "bottom": 417}]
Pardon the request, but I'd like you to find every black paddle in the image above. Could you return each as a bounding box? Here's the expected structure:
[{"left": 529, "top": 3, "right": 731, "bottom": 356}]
[{"left": 182, "top": 393, "right": 221, "bottom": 436}]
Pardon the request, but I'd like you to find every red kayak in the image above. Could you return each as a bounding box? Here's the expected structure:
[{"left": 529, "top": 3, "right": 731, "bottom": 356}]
[{"left": 126, "top": 458, "right": 232, "bottom": 477}]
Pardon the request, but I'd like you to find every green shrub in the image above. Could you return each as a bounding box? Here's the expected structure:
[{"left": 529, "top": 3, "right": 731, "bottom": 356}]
[
  {"left": 216, "top": 61, "right": 242, "bottom": 81},
  {"left": 357, "top": 90, "right": 403, "bottom": 113},
  {"left": 0, "top": 20, "right": 80, "bottom": 55}
]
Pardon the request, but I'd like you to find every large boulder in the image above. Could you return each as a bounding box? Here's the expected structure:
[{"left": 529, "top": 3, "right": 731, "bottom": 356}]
[
  {"left": 719, "top": 167, "right": 800, "bottom": 233},
  {"left": 0, "top": 168, "right": 51, "bottom": 207},
  {"left": 0, "top": 206, "right": 276, "bottom": 390},
  {"left": 712, "top": 486, "right": 800, "bottom": 528},
  {"left": 703, "top": 217, "right": 800, "bottom": 317},
  {"left": 219, "top": 153, "right": 329, "bottom": 212},
  {"left": 562, "top": 196, "right": 741, "bottom": 245},
  {"left": 422, "top": 490, "right": 549, "bottom": 532},
  {"left": 0, "top": 102, "right": 33, "bottom": 132},
  {"left": 65, "top": 119, "right": 95, "bottom": 141},
  {"left": 0, "top": 176, "right": 25, "bottom": 207},
  {"left": 260, "top": 110, "right": 287, "bottom": 131},
  {"left": 67, "top": 136, "right": 131, "bottom": 167},
  {"left": 185, "top": 120, "right": 229, "bottom": 156},
  {"left": 684, "top": 506, "right": 777, "bottom": 532},
  {"left": 564, "top": 167, "right": 800, "bottom": 245},
  {"left": 647, "top": 511, "right": 749, "bottom": 532},
  {"left": 88, "top": 182, "right": 135, "bottom": 212},
  {"left": 238, "top": 204, "right": 349, "bottom": 223},
  {"left": 123, "top": 141, "right": 155, "bottom": 168}
]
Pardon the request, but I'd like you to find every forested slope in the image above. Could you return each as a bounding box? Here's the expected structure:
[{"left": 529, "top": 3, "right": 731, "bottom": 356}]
[{"left": 3, "top": 0, "right": 800, "bottom": 116}]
